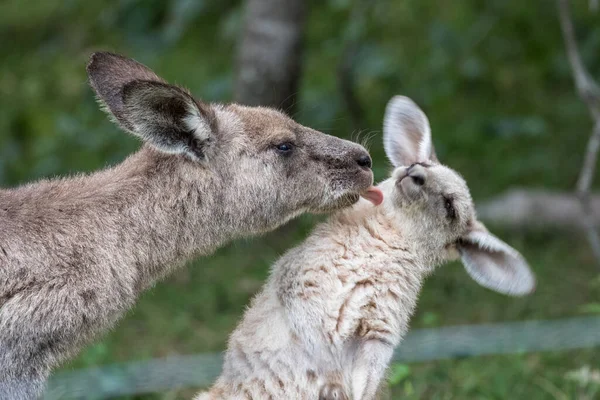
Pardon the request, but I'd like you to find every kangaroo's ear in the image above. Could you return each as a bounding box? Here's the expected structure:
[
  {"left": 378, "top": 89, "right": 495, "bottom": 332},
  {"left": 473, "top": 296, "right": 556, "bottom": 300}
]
[
  {"left": 383, "top": 96, "right": 437, "bottom": 167},
  {"left": 87, "top": 52, "right": 215, "bottom": 160},
  {"left": 458, "top": 221, "right": 535, "bottom": 296}
]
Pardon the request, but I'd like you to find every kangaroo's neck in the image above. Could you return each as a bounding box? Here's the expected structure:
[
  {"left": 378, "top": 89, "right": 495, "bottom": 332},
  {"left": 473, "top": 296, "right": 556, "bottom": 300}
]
[
  {"left": 312, "top": 201, "right": 423, "bottom": 267},
  {"left": 303, "top": 202, "right": 430, "bottom": 312},
  {"left": 2, "top": 146, "right": 237, "bottom": 292},
  {"left": 110, "top": 149, "right": 235, "bottom": 289}
]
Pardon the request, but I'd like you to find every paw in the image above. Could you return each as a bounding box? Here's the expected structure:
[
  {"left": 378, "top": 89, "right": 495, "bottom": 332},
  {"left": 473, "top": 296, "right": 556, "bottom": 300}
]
[{"left": 319, "top": 383, "right": 349, "bottom": 400}]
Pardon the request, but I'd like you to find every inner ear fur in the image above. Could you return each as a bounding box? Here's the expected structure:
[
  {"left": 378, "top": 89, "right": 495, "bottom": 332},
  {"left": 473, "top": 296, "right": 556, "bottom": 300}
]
[
  {"left": 87, "top": 52, "right": 216, "bottom": 159},
  {"left": 458, "top": 224, "right": 535, "bottom": 296}
]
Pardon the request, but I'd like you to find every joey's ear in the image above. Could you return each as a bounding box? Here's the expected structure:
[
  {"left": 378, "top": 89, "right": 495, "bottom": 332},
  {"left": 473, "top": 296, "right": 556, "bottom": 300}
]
[
  {"left": 383, "top": 96, "right": 437, "bottom": 167},
  {"left": 87, "top": 52, "right": 215, "bottom": 160},
  {"left": 458, "top": 221, "right": 535, "bottom": 296}
]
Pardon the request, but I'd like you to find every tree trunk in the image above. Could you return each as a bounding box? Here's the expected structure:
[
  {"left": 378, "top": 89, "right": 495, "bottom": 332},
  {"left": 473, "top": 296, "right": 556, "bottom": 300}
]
[
  {"left": 235, "top": 0, "right": 307, "bottom": 114},
  {"left": 477, "top": 189, "right": 600, "bottom": 230}
]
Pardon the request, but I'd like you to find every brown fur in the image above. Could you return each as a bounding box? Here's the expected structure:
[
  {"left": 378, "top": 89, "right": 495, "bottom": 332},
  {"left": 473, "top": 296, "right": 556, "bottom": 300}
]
[{"left": 0, "top": 53, "right": 374, "bottom": 399}]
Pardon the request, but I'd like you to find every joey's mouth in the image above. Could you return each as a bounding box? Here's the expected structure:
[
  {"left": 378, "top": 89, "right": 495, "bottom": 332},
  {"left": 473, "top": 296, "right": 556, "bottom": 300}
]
[
  {"left": 395, "top": 178, "right": 423, "bottom": 204},
  {"left": 395, "top": 165, "right": 415, "bottom": 184},
  {"left": 398, "top": 170, "right": 410, "bottom": 181},
  {"left": 396, "top": 170, "right": 427, "bottom": 201}
]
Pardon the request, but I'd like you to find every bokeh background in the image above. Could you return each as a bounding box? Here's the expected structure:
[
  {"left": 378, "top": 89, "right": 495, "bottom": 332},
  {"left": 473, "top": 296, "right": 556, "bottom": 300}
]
[{"left": 2, "top": 0, "right": 600, "bottom": 398}]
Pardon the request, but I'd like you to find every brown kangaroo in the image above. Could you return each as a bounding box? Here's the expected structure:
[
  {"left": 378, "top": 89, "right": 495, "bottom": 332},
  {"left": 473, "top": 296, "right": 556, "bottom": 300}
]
[{"left": 0, "top": 52, "right": 377, "bottom": 399}]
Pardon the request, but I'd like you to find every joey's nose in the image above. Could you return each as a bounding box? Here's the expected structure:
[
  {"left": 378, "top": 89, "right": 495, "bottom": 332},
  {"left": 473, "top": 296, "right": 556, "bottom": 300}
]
[
  {"left": 407, "top": 164, "right": 426, "bottom": 186},
  {"left": 356, "top": 154, "right": 372, "bottom": 169}
]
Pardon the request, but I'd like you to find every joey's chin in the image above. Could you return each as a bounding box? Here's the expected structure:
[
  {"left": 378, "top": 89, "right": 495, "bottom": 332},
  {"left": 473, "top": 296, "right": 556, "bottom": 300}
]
[{"left": 392, "top": 187, "right": 418, "bottom": 209}]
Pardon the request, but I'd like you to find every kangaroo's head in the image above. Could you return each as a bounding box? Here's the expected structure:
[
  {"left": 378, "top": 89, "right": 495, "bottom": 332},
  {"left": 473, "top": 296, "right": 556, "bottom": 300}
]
[
  {"left": 87, "top": 52, "right": 375, "bottom": 234},
  {"left": 378, "top": 96, "right": 535, "bottom": 296}
]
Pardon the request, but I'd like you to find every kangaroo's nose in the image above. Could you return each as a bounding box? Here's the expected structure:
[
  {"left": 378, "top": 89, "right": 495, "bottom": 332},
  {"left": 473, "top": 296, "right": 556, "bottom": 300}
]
[
  {"left": 407, "top": 164, "right": 426, "bottom": 186},
  {"left": 356, "top": 154, "right": 372, "bottom": 169}
]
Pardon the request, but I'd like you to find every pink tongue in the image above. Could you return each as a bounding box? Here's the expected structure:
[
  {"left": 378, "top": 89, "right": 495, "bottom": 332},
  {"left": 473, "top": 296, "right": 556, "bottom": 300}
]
[{"left": 361, "top": 186, "right": 384, "bottom": 206}]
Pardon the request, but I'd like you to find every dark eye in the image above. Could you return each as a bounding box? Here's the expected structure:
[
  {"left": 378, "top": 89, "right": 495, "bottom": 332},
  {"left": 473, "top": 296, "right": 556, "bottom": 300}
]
[
  {"left": 275, "top": 143, "right": 294, "bottom": 154},
  {"left": 443, "top": 196, "right": 456, "bottom": 220}
]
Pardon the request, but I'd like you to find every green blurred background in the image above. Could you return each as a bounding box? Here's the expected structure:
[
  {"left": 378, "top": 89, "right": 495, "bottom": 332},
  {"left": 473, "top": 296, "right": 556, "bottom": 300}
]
[{"left": 2, "top": 0, "right": 600, "bottom": 398}]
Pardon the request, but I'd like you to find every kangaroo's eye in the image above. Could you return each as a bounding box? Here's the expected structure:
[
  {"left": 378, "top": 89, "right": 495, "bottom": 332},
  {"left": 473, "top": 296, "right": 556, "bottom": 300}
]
[
  {"left": 275, "top": 143, "right": 294, "bottom": 154},
  {"left": 443, "top": 196, "right": 456, "bottom": 220}
]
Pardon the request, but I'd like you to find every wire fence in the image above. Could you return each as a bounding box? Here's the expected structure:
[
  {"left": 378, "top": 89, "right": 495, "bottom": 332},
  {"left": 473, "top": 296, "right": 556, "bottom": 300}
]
[{"left": 44, "top": 316, "right": 600, "bottom": 399}]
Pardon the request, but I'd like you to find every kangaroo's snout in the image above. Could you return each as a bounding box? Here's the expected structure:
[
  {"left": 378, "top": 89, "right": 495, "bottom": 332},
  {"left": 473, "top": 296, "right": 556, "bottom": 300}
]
[
  {"left": 313, "top": 141, "right": 372, "bottom": 171},
  {"left": 356, "top": 153, "right": 372, "bottom": 169},
  {"left": 340, "top": 143, "right": 374, "bottom": 190},
  {"left": 343, "top": 144, "right": 374, "bottom": 185},
  {"left": 301, "top": 136, "right": 374, "bottom": 211}
]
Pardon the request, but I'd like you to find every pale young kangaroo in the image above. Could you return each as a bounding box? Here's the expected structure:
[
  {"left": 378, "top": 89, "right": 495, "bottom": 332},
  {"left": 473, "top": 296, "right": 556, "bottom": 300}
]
[
  {"left": 0, "top": 52, "right": 379, "bottom": 400},
  {"left": 195, "top": 96, "right": 535, "bottom": 400}
]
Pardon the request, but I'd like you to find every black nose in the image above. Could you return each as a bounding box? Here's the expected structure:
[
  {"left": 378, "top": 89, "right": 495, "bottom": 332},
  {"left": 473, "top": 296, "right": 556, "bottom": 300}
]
[
  {"left": 411, "top": 174, "right": 425, "bottom": 186},
  {"left": 407, "top": 164, "right": 426, "bottom": 186},
  {"left": 356, "top": 154, "right": 372, "bottom": 169}
]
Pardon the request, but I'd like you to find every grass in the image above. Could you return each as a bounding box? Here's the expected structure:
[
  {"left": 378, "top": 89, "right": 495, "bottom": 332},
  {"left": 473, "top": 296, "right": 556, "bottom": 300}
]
[{"left": 58, "top": 224, "right": 600, "bottom": 399}]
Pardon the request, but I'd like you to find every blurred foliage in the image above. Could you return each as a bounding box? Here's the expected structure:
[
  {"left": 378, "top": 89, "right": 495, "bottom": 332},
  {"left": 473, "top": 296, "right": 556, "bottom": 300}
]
[
  {"left": 2, "top": 0, "right": 600, "bottom": 399},
  {"left": 389, "top": 363, "right": 412, "bottom": 386}
]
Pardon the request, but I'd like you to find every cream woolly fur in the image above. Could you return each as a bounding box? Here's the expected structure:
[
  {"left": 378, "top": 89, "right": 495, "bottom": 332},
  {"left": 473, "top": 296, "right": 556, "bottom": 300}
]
[{"left": 195, "top": 96, "right": 534, "bottom": 400}]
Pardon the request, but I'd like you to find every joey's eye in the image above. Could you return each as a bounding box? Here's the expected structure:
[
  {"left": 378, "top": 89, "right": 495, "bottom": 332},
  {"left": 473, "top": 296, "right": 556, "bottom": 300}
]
[
  {"left": 275, "top": 143, "right": 294, "bottom": 154},
  {"left": 443, "top": 196, "right": 456, "bottom": 220}
]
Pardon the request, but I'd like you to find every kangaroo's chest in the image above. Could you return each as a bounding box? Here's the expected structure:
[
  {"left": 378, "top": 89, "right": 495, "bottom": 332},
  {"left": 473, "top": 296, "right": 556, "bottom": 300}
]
[{"left": 292, "top": 257, "right": 418, "bottom": 358}]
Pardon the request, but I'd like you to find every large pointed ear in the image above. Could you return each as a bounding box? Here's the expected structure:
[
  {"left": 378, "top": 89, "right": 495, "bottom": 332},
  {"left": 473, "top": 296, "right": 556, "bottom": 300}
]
[
  {"left": 383, "top": 96, "right": 437, "bottom": 167},
  {"left": 457, "top": 221, "right": 535, "bottom": 296},
  {"left": 87, "top": 52, "right": 215, "bottom": 160}
]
